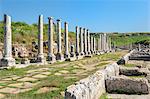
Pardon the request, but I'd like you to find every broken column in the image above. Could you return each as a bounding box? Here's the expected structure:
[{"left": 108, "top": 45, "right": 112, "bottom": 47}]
[
  {"left": 1, "top": 14, "right": 15, "bottom": 67},
  {"left": 75, "top": 26, "right": 80, "bottom": 56},
  {"left": 83, "top": 28, "right": 88, "bottom": 55},
  {"left": 87, "top": 29, "right": 91, "bottom": 54},
  {"left": 56, "top": 19, "right": 64, "bottom": 61},
  {"left": 47, "top": 17, "right": 56, "bottom": 63},
  {"left": 64, "top": 22, "right": 70, "bottom": 59},
  {"left": 80, "top": 27, "right": 84, "bottom": 56},
  {"left": 37, "top": 15, "right": 45, "bottom": 63}
]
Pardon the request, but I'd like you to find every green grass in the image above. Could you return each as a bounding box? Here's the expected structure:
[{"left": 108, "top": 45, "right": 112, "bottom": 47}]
[
  {"left": 99, "top": 93, "right": 108, "bottom": 99},
  {"left": 0, "top": 67, "right": 26, "bottom": 77},
  {"left": 5, "top": 75, "right": 79, "bottom": 99},
  {"left": 124, "top": 63, "right": 136, "bottom": 67}
]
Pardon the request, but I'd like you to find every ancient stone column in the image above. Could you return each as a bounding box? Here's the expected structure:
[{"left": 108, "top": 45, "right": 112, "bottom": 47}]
[
  {"left": 64, "top": 22, "right": 70, "bottom": 59},
  {"left": 90, "top": 35, "right": 94, "bottom": 54},
  {"left": 87, "top": 29, "right": 91, "bottom": 54},
  {"left": 70, "top": 45, "right": 75, "bottom": 57},
  {"left": 56, "top": 19, "right": 64, "bottom": 60},
  {"left": 109, "top": 38, "right": 112, "bottom": 51},
  {"left": 80, "top": 27, "right": 84, "bottom": 55},
  {"left": 97, "top": 37, "right": 100, "bottom": 52},
  {"left": 100, "top": 34, "right": 104, "bottom": 51},
  {"left": 1, "top": 14, "right": 15, "bottom": 66},
  {"left": 47, "top": 17, "right": 56, "bottom": 62},
  {"left": 99, "top": 34, "right": 102, "bottom": 51},
  {"left": 104, "top": 33, "right": 107, "bottom": 52},
  {"left": 37, "top": 15, "right": 45, "bottom": 63},
  {"left": 75, "top": 26, "right": 80, "bottom": 56},
  {"left": 93, "top": 36, "right": 96, "bottom": 53},
  {"left": 83, "top": 28, "right": 88, "bottom": 55}
]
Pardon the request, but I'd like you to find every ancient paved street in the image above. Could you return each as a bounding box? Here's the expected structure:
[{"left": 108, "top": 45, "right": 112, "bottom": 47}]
[{"left": 0, "top": 51, "right": 127, "bottom": 99}]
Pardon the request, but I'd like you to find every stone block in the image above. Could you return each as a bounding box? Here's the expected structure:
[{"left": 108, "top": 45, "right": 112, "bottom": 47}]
[{"left": 106, "top": 76, "right": 149, "bottom": 94}]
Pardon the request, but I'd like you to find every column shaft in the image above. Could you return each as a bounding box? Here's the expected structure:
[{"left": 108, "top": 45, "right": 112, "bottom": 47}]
[
  {"left": 47, "top": 17, "right": 56, "bottom": 62},
  {"left": 80, "top": 27, "right": 84, "bottom": 55},
  {"left": 64, "top": 22, "right": 70, "bottom": 58},
  {"left": 37, "top": 15, "right": 45, "bottom": 63},
  {"left": 75, "top": 26, "right": 80, "bottom": 56}
]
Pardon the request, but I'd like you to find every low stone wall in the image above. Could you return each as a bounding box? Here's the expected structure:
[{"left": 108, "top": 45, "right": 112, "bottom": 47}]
[
  {"left": 65, "top": 62, "right": 120, "bottom": 99},
  {"left": 106, "top": 76, "right": 149, "bottom": 94}
]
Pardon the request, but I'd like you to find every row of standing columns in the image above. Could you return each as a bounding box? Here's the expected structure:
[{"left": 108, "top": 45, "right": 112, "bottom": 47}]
[{"left": 0, "top": 14, "right": 112, "bottom": 67}]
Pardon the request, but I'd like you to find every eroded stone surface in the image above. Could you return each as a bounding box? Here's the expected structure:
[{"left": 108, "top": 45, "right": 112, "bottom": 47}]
[
  {"left": 106, "top": 76, "right": 149, "bottom": 94},
  {"left": 36, "top": 87, "right": 59, "bottom": 94},
  {"left": 0, "top": 87, "right": 19, "bottom": 94},
  {"left": 32, "top": 74, "right": 47, "bottom": 79},
  {"left": 17, "top": 77, "right": 38, "bottom": 82}
]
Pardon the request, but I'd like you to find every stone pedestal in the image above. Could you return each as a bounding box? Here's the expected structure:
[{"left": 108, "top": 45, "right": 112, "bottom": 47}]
[
  {"left": 47, "top": 17, "right": 56, "bottom": 63},
  {"left": 1, "top": 14, "right": 15, "bottom": 67}
]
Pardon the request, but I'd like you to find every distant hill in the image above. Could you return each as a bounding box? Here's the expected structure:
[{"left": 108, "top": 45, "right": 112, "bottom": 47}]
[{"left": 0, "top": 21, "right": 149, "bottom": 47}]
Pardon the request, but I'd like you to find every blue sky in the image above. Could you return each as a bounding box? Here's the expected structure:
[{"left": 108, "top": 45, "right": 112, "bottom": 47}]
[{"left": 0, "top": 0, "right": 150, "bottom": 32}]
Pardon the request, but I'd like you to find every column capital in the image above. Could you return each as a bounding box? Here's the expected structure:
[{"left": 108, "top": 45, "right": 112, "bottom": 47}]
[{"left": 57, "top": 19, "right": 61, "bottom": 22}]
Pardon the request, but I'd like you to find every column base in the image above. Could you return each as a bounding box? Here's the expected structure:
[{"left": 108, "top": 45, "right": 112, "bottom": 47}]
[
  {"left": 56, "top": 53, "right": 64, "bottom": 61},
  {"left": 64, "top": 53, "right": 70, "bottom": 59},
  {"left": 21, "top": 58, "right": 30, "bottom": 64},
  {"left": 84, "top": 51, "right": 88, "bottom": 56},
  {"left": 66, "top": 57, "right": 76, "bottom": 61},
  {"left": 0, "top": 57, "right": 15, "bottom": 67},
  {"left": 88, "top": 51, "right": 91, "bottom": 55},
  {"left": 70, "top": 52, "right": 75, "bottom": 57},
  {"left": 77, "top": 55, "right": 84, "bottom": 60},
  {"left": 36, "top": 56, "right": 46, "bottom": 63},
  {"left": 80, "top": 52, "right": 84, "bottom": 56},
  {"left": 47, "top": 54, "right": 56, "bottom": 63}
]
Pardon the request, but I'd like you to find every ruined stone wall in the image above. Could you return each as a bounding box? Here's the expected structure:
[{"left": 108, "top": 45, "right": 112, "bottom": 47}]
[
  {"left": 65, "top": 62, "right": 120, "bottom": 99},
  {"left": 117, "top": 50, "right": 135, "bottom": 65}
]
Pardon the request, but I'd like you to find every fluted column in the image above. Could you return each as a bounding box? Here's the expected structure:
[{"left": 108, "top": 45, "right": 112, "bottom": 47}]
[
  {"left": 47, "top": 17, "right": 56, "bottom": 62},
  {"left": 80, "top": 27, "right": 84, "bottom": 55},
  {"left": 64, "top": 22, "right": 70, "bottom": 59},
  {"left": 56, "top": 19, "right": 64, "bottom": 60},
  {"left": 1, "top": 14, "right": 15, "bottom": 66},
  {"left": 75, "top": 26, "right": 80, "bottom": 56},
  {"left": 37, "top": 15, "right": 45, "bottom": 63}
]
